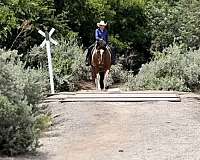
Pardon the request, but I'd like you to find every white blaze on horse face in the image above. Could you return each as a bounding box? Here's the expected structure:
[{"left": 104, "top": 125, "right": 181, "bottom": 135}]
[{"left": 99, "top": 49, "right": 104, "bottom": 64}]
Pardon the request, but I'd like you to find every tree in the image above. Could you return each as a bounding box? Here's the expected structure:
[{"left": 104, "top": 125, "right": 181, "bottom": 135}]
[
  {"left": 145, "top": 0, "right": 200, "bottom": 51},
  {"left": 0, "top": 0, "right": 70, "bottom": 56}
]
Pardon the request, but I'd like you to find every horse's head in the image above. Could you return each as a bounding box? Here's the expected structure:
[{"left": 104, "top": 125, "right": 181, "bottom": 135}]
[
  {"left": 92, "top": 46, "right": 111, "bottom": 69},
  {"left": 91, "top": 42, "right": 111, "bottom": 71},
  {"left": 92, "top": 39, "right": 107, "bottom": 65},
  {"left": 96, "top": 49, "right": 105, "bottom": 65}
]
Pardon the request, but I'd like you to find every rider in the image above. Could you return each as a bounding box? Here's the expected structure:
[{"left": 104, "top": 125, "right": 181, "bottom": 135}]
[{"left": 85, "top": 20, "right": 115, "bottom": 66}]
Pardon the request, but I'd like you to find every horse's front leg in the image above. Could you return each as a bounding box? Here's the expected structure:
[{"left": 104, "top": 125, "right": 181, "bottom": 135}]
[
  {"left": 93, "top": 67, "right": 100, "bottom": 90},
  {"left": 95, "top": 73, "right": 101, "bottom": 90},
  {"left": 103, "top": 69, "right": 109, "bottom": 90}
]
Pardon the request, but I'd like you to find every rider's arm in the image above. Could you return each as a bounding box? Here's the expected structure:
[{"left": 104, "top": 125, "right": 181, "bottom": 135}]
[{"left": 95, "top": 29, "right": 101, "bottom": 41}]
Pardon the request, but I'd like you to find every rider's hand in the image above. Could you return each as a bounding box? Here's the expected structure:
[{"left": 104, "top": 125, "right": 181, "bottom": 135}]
[{"left": 102, "top": 40, "right": 106, "bottom": 46}]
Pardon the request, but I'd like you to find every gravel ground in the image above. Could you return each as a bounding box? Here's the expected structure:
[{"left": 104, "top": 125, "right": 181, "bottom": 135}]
[{"left": 1, "top": 92, "right": 200, "bottom": 160}]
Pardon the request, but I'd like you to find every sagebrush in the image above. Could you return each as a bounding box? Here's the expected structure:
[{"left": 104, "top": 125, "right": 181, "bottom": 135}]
[
  {"left": 124, "top": 43, "right": 200, "bottom": 92},
  {"left": 27, "top": 36, "right": 91, "bottom": 92},
  {"left": 0, "top": 49, "right": 49, "bottom": 155}
]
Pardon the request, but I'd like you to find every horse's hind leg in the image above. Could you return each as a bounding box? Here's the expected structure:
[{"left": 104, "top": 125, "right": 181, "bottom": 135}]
[
  {"left": 91, "top": 66, "right": 96, "bottom": 83},
  {"left": 99, "top": 72, "right": 104, "bottom": 90}
]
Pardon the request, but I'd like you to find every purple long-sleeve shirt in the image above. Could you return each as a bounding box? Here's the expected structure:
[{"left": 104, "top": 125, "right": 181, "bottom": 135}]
[{"left": 95, "top": 28, "right": 108, "bottom": 44}]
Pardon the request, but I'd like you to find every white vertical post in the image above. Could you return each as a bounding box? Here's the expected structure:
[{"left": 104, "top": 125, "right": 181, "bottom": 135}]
[
  {"left": 38, "top": 28, "right": 57, "bottom": 94},
  {"left": 46, "top": 40, "right": 55, "bottom": 94}
]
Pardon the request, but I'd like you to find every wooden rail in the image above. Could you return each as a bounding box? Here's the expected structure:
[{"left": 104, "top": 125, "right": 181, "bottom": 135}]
[{"left": 44, "top": 90, "right": 181, "bottom": 102}]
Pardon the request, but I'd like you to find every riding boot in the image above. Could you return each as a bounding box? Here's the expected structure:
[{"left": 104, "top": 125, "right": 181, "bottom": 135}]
[
  {"left": 85, "top": 49, "right": 90, "bottom": 66},
  {"left": 85, "top": 44, "right": 94, "bottom": 66}
]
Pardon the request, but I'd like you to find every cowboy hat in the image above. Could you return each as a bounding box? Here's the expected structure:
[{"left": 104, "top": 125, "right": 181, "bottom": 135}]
[{"left": 97, "top": 20, "right": 107, "bottom": 27}]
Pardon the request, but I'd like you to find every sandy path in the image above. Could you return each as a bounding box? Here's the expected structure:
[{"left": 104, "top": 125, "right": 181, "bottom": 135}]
[{"left": 1, "top": 92, "right": 200, "bottom": 160}]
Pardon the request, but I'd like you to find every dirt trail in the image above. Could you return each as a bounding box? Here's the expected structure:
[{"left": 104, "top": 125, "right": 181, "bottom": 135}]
[
  {"left": 62, "top": 107, "right": 131, "bottom": 160},
  {"left": 1, "top": 92, "right": 200, "bottom": 160}
]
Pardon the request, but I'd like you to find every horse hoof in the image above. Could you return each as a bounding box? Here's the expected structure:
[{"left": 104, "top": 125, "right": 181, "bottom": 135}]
[{"left": 105, "top": 86, "right": 109, "bottom": 89}]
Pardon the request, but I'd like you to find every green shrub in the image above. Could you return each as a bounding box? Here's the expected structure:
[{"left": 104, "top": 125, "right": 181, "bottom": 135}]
[
  {"left": 27, "top": 36, "right": 91, "bottom": 92},
  {"left": 0, "top": 49, "right": 48, "bottom": 109},
  {"left": 0, "top": 96, "right": 39, "bottom": 156},
  {"left": 124, "top": 43, "right": 200, "bottom": 92},
  {"left": 108, "top": 64, "right": 129, "bottom": 86},
  {"left": 0, "top": 49, "right": 49, "bottom": 155},
  {"left": 34, "top": 112, "right": 52, "bottom": 132},
  {"left": 52, "top": 36, "right": 90, "bottom": 91},
  {"left": 26, "top": 46, "right": 47, "bottom": 69}
]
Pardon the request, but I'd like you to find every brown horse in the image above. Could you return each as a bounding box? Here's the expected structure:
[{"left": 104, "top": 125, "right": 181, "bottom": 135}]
[{"left": 91, "top": 40, "right": 111, "bottom": 90}]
